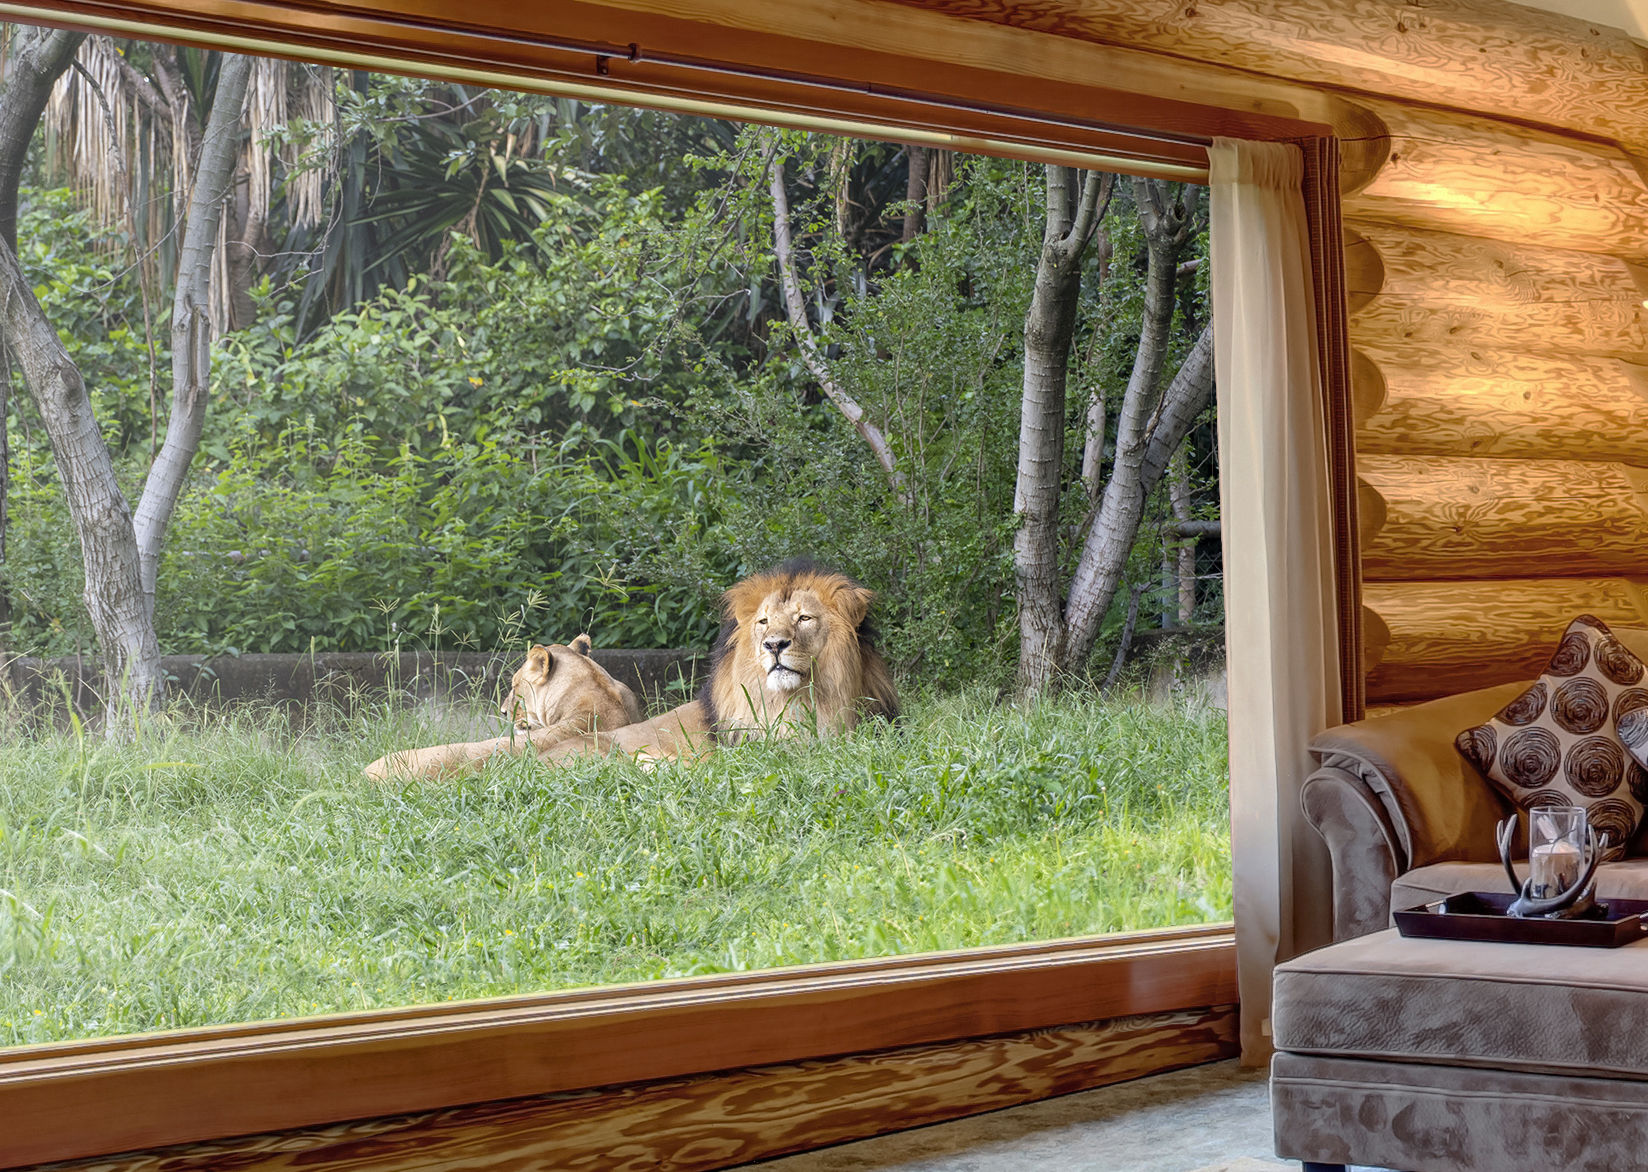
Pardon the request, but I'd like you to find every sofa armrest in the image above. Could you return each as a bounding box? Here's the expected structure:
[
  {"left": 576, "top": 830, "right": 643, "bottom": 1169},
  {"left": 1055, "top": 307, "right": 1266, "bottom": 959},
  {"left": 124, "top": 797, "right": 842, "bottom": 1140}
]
[
  {"left": 1306, "top": 682, "right": 1525, "bottom": 878},
  {"left": 1301, "top": 766, "right": 1401, "bottom": 940}
]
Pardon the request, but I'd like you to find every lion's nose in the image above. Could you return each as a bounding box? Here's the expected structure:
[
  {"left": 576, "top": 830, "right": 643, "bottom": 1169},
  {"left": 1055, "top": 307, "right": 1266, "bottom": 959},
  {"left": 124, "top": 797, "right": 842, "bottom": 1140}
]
[{"left": 764, "top": 637, "right": 791, "bottom": 656}]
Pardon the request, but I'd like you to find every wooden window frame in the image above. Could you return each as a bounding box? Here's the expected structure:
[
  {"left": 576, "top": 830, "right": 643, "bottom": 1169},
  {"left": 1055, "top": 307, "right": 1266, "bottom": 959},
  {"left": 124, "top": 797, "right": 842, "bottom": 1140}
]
[{"left": 0, "top": 2, "right": 1361, "bottom": 1166}]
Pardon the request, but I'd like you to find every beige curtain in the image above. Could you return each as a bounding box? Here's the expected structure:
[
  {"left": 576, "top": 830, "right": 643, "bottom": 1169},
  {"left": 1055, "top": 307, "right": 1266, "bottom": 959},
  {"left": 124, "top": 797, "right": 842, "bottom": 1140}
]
[{"left": 1210, "top": 138, "right": 1343, "bottom": 1062}]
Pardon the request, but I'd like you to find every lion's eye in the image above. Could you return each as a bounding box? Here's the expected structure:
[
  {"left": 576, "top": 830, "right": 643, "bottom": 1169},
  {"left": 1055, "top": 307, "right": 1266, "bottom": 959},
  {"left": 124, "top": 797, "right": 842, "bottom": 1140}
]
[
  {"left": 757, "top": 616, "right": 768, "bottom": 625},
  {"left": 797, "top": 614, "right": 814, "bottom": 623}
]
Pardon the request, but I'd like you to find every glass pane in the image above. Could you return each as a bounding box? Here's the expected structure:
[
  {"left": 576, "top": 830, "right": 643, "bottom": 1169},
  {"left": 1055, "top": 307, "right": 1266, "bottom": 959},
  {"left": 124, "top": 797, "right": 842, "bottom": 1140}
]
[{"left": 1, "top": 29, "right": 1227, "bottom": 1047}]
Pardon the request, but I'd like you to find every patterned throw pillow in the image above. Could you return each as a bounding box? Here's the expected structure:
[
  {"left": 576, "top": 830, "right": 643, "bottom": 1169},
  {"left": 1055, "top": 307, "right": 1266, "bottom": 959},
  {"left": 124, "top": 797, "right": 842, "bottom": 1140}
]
[
  {"left": 1615, "top": 698, "right": 1648, "bottom": 822},
  {"left": 1455, "top": 614, "right": 1648, "bottom": 861}
]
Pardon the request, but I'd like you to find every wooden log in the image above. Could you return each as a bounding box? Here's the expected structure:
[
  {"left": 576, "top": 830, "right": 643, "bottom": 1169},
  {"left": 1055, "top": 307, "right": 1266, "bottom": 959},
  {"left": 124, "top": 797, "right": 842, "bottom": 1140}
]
[
  {"left": 873, "top": 0, "right": 1648, "bottom": 151},
  {"left": 1358, "top": 456, "right": 1648, "bottom": 580},
  {"left": 1353, "top": 347, "right": 1648, "bottom": 464},
  {"left": 1354, "top": 296, "right": 1648, "bottom": 364},
  {"left": 24, "top": 1008, "right": 1237, "bottom": 1172},
  {"left": 1350, "top": 347, "right": 1387, "bottom": 425},
  {"left": 1362, "top": 603, "right": 1391, "bottom": 674},
  {"left": 1343, "top": 224, "right": 1384, "bottom": 313},
  {"left": 1342, "top": 100, "right": 1648, "bottom": 257},
  {"left": 1346, "top": 220, "right": 1648, "bottom": 306},
  {"left": 1346, "top": 221, "right": 1648, "bottom": 361},
  {"left": 1364, "top": 578, "right": 1648, "bottom": 703}
]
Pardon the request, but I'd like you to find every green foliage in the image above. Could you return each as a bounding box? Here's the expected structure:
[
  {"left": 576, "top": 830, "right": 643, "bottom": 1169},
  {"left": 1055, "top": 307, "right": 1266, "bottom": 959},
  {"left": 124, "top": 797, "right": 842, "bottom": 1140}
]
[
  {"left": 8, "top": 186, "right": 166, "bottom": 457},
  {"left": 159, "top": 425, "right": 734, "bottom": 655},
  {"left": 0, "top": 689, "right": 1230, "bottom": 1045},
  {"left": 213, "top": 172, "right": 720, "bottom": 462},
  {"left": 3, "top": 446, "right": 88, "bottom": 652},
  {"left": 4, "top": 105, "right": 1219, "bottom": 686}
]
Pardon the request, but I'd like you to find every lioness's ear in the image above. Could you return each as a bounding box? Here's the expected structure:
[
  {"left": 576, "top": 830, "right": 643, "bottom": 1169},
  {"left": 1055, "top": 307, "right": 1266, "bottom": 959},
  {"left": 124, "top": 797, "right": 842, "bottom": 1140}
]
[
  {"left": 524, "top": 645, "right": 553, "bottom": 679},
  {"left": 571, "top": 633, "right": 593, "bottom": 657},
  {"left": 835, "top": 585, "right": 874, "bottom": 628}
]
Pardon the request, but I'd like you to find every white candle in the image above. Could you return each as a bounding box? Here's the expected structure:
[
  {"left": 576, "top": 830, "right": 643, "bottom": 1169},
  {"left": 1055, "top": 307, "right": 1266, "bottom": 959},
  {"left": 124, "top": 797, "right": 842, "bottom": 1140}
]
[{"left": 1530, "top": 840, "right": 1581, "bottom": 899}]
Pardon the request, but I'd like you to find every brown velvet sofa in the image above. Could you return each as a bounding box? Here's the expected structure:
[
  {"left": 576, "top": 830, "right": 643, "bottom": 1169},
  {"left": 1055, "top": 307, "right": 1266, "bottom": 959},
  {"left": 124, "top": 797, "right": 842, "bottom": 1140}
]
[
  {"left": 1301, "top": 632, "right": 1648, "bottom": 941},
  {"left": 1275, "top": 629, "right": 1648, "bottom": 1171}
]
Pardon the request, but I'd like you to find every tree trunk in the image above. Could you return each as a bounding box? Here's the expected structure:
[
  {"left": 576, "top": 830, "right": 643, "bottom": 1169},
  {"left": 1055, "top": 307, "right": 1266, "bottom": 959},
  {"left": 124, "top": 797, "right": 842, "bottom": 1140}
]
[
  {"left": 925, "top": 149, "right": 953, "bottom": 217},
  {"left": 902, "top": 145, "right": 928, "bottom": 243},
  {"left": 0, "top": 27, "right": 86, "bottom": 251},
  {"left": 0, "top": 28, "right": 103, "bottom": 681},
  {"left": 1052, "top": 181, "right": 1203, "bottom": 673},
  {"left": 1012, "top": 166, "right": 1111, "bottom": 694},
  {"left": 1061, "top": 323, "right": 1214, "bottom": 667},
  {"left": 225, "top": 164, "right": 267, "bottom": 331},
  {"left": 1170, "top": 445, "right": 1196, "bottom": 624},
  {"left": 1081, "top": 388, "right": 1106, "bottom": 504},
  {"left": 0, "top": 239, "right": 162, "bottom": 711},
  {"left": 132, "top": 53, "right": 252, "bottom": 623},
  {"left": 1079, "top": 229, "right": 1114, "bottom": 504},
  {"left": 0, "top": 29, "right": 86, "bottom": 654}
]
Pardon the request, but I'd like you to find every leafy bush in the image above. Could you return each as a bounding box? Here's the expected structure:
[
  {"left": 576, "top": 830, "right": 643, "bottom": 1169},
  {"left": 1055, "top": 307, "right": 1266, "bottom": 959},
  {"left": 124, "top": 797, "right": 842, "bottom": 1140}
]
[
  {"left": 4, "top": 134, "right": 1220, "bottom": 684},
  {"left": 157, "top": 424, "right": 736, "bottom": 655},
  {"left": 8, "top": 186, "right": 165, "bottom": 459}
]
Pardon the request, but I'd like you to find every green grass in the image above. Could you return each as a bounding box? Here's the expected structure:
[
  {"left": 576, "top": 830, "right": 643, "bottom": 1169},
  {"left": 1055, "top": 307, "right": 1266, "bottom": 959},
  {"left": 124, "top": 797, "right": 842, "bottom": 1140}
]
[{"left": 0, "top": 688, "right": 1230, "bottom": 1047}]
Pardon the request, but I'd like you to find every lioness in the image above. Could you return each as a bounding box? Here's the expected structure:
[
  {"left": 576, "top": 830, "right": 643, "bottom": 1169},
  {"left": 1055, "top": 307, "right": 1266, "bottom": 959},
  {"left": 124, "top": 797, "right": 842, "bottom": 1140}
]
[
  {"left": 547, "top": 560, "right": 898, "bottom": 766},
  {"left": 364, "top": 634, "right": 641, "bottom": 780}
]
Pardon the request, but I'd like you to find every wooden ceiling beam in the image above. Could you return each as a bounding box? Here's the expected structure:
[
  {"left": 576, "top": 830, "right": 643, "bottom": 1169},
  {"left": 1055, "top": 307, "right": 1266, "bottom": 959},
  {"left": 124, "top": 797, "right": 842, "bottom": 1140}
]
[
  {"left": 0, "top": 0, "right": 1375, "bottom": 157},
  {"left": 882, "top": 0, "right": 1648, "bottom": 150}
]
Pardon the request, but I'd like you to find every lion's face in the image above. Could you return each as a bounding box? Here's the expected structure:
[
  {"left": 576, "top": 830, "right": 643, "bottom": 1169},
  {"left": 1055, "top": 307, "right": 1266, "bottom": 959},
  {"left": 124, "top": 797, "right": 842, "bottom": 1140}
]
[
  {"left": 750, "top": 586, "right": 834, "bottom": 694},
  {"left": 706, "top": 561, "right": 899, "bottom": 744},
  {"left": 502, "top": 634, "right": 640, "bottom": 732}
]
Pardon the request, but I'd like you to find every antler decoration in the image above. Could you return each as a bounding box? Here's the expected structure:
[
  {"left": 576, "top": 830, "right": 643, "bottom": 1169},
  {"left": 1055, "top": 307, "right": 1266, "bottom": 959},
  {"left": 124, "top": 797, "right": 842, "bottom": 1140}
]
[{"left": 1496, "top": 817, "right": 1608, "bottom": 919}]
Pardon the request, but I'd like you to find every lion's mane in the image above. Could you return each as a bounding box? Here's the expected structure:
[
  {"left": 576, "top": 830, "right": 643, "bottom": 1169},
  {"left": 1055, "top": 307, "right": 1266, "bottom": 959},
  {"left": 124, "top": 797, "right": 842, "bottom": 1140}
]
[
  {"left": 702, "top": 558, "right": 899, "bottom": 742},
  {"left": 544, "top": 560, "right": 898, "bottom": 766}
]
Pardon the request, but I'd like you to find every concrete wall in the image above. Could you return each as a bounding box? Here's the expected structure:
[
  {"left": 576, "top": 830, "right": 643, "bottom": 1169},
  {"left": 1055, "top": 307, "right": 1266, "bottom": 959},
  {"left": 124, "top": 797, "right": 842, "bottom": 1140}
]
[{"left": 3, "top": 649, "right": 705, "bottom": 715}]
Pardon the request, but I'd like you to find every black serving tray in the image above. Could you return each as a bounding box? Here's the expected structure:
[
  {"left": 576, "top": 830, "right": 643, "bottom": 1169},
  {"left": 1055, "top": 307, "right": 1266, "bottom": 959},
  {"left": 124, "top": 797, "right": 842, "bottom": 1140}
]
[{"left": 1394, "top": 891, "right": 1648, "bottom": 948}]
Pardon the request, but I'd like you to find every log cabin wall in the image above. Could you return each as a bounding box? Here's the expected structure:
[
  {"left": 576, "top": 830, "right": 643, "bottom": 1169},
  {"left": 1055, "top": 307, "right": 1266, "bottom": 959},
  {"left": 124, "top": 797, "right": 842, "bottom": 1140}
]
[{"left": 1345, "top": 100, "right": 1648, "bottom": 703}]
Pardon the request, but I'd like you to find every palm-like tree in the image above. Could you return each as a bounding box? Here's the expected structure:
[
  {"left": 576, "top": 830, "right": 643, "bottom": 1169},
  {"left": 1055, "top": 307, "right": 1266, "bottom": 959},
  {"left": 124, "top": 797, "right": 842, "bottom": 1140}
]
[{"left": 42, "top": 38, "right": 335, "bottom": 333}]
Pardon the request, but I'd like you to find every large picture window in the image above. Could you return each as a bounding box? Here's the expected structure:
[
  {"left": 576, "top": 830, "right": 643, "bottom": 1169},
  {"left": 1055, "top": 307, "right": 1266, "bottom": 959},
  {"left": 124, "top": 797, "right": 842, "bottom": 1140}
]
[
  {"left": 0, "top": 3, "right": 1361, "bottom": 1166},
  {"left": 2, "top": 34, "right": 1228, "bottom": 1047}
]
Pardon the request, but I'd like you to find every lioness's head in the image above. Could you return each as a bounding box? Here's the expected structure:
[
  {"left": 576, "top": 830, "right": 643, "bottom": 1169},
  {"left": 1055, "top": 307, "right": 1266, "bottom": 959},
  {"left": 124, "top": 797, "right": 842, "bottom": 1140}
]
[
  {"left": 704, "top": 560, "right": 898, "bottom": 742},
  {"left": 503, "top": 634, "right": 642, "bottom": 732}
]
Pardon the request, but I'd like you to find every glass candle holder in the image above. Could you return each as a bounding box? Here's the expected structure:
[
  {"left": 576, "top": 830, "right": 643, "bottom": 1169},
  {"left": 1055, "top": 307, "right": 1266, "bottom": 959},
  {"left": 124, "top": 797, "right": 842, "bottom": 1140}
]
[{"left": 1527, "top": 805, "right": 1588, "bottom": 900}]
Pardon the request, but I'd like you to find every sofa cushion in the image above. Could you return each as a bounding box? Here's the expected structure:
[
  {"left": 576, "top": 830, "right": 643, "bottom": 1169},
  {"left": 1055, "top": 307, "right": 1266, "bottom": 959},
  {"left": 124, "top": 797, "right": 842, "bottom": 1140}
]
[
  {"left": 1391, "top": 859, "right": 1648, "bottom": 914},
  {"left": 1454, "top": 614, "right": 1648, "bottom": 860},
  {"left": 1273, "top": 928, "right": 1648, "bottom": 1079}
]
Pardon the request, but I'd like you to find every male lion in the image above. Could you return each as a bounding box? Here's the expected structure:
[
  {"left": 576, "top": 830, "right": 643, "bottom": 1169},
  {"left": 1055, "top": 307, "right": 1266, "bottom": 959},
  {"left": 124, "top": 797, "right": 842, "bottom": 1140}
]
[
  {"left": 364, "top": 634, "right": 641, "bottom": 780},
  {"left": 546, "top": 560, "right": 898, "bottom": 766}
]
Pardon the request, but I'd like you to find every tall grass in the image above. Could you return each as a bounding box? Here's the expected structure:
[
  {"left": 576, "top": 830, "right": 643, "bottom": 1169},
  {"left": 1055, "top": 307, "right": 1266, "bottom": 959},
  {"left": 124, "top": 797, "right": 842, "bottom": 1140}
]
[{"left": 0, "top": 688, "right": 1230, "bottom": 1047}]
